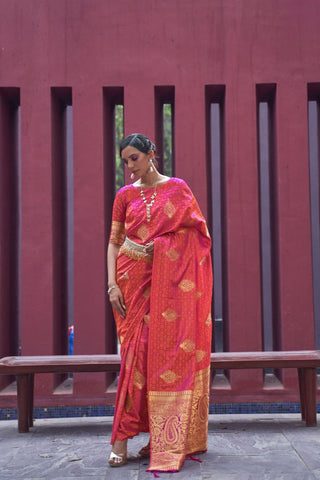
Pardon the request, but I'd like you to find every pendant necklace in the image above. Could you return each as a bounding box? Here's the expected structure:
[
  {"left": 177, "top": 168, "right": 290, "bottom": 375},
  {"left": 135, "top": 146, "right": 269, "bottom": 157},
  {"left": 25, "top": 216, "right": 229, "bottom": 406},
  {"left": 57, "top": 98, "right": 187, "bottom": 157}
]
[{"left": 140, "top": 185, "right": 157, "bottom": 222}]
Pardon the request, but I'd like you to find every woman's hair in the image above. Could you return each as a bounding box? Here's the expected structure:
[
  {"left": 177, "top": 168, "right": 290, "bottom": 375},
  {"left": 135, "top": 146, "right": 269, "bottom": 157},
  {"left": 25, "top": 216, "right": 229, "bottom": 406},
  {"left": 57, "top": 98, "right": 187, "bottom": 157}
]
[{"left": 119, "top": 133, "right": 156, "bottom": 157}]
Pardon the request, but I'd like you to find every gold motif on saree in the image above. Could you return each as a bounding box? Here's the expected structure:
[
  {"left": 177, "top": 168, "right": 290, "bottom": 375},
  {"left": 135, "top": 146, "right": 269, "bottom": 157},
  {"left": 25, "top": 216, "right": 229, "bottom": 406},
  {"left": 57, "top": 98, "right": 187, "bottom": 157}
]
[
  {"left": 125, "top": 393, "right": 132, "bottom": 413},
  {"left": 119, "top": 335, "right": 124, "bottom": 344},
  {"left": 143, "top": 286, "right": 151, "bottom": 298},
  {"left": 162, "top": 308, "right": 179, "bottom": 322},
  {"left": 119, "top": 271, "right": 129, "bottom": 281},
  {"left": 179, "top": 339, "right": 195, "bottom": 353},
  {"left": 110, "top": 220, "right": 125, "bottom": 245},
  {"left": 144, "top": 314, "right": 150, "bottom": 325},
  {"left": 160, "top": 370, "right": 181, "bottom": 383},
  {"left": 166, "top": 248, "right": 180, "bottom": 261},
  {"left": 205, "top": 312, "right": 212, "bottom": 326},
  {"left": 196, "top": 350, "right": 207, "bottom": 362},
  {"left": 178, "top": 279, "right": 195, "bottom": 292},
  {"left": 133, "top": 369, "right": 146, "bottom": 389},
  {"left": 148, "top": 390, "right": 192, "bottom": 456},
  {"left": 164, "top": 200, "right": 176, "bottom": 218},
  {"left": 185, "top": 367, "right": 210, "bottom": 454},
  {"left": 196, "top": 291, "right": 203, "bottom": 300},
  {"left": 177, "top": 228, "right": 186, "bottom": 234},
  {"left": 125, "top": 349, "right": 134, "bottom": 368},
  {"left": 137, "top": 224, "right": 150, "bottom": 243},
  {"left": 199, "top": 256, "right": 207, "bottom": 266}
]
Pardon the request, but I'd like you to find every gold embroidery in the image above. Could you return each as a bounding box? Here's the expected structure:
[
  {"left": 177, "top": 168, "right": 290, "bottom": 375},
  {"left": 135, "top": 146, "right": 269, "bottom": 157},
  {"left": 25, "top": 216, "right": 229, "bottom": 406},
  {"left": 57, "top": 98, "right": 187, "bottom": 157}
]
[
  {"left": 166, "top": 248, "right": 180, "bottom": 261},
  {"left": 148, "top": 390, "right": 192, "bottom": 471},
  {"left": 148, "top": 369, "right": 210, "bottom": 470},
  {"left": 133, "top": 369, "right": 146, "bottom": 390},
  {"left": 125, "top": 349, "right": 134, "bottom": 368},
  {"left": 205, "top": 312, "right": 212, "bottom": 326},
  {"left": 137, "top": 224, "right": 150, "bottom": 243},
  {"left": 196, "top": 350, "right": 207, "bottom": 362},
  {"left": 162, "top": 308, "right": 179, "bottom": 322},
  {"left": 119, "top": 243, "right": 152, "bottom": 262},
  {"left": 199, "top": 256, "right": 207, "bottom": 266},
  {"left": 119, "top": 335, "right": 124, "bottom": 344},
  {"left": 164, "top": 200, "right": 176, "bottom": 218},
  {"left": 119, "top": 271, "right": 129, "bottom": 281},
  {"left": 143, "top": 286, "right": 151, "bottom": 298},
  {"left": 196, "top": 291, "right": 203, "bottom": 300},
  {"left": 144, "top": 314, "right": 150, "bottom": 325},
  {"left": 110, "top": 220, "right": 125, "bottom": 245},
  {"left": 185, "top": 367, "right": 210, "bottom": 454},
  {"left": 160, "top": 370, "right": 181, "bottom": 384},
  {"left": 178, "top": 279, "right": 195, "bottom": 292},
  {"left": 125, "top": 393, "right": 132, "bottom": 413},
  {"left": 177, "top": 228, "right": 186, "bottom": 234},
  {"left": 180, "top": 339, "right": 196, "bottom": 353}
]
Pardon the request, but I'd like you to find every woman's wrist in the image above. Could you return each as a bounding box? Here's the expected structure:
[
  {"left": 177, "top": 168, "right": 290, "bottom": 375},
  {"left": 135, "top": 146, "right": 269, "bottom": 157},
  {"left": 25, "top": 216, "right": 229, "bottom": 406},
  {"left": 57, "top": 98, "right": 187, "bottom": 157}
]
[{"left": 107, "top": 284, "right": 119, "bottom": 295}]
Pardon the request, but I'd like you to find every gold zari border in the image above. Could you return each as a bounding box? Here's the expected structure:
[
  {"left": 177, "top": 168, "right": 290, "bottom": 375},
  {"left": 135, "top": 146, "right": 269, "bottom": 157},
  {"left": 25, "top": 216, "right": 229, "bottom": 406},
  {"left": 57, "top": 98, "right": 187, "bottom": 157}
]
[{"left": 148, "top": 367, "right": 210, "bottom": 471}]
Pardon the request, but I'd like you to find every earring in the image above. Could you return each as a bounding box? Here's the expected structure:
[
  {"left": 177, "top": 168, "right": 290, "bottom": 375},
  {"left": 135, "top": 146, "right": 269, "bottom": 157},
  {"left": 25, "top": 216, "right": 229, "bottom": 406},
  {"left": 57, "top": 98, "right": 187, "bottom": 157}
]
[
  {"left": 130, "top": 173, "right": 134, "bottom": 179},
  {"left": 149, "top": 159, "right": 154, "bottom": 172}
]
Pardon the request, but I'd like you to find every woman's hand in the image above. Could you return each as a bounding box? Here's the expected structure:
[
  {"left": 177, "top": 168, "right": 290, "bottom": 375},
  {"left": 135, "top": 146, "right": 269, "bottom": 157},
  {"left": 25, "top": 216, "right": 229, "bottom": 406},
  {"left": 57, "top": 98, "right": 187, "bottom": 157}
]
[{"left": 108, "top": 285, "right": 126, "bottom": 318}]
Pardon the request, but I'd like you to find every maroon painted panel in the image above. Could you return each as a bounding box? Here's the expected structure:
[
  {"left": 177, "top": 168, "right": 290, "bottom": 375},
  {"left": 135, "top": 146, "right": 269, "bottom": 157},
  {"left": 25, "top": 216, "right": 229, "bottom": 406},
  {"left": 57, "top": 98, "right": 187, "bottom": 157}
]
[{"left": 0, "top": 0, "right": 319, "bottom": 406}]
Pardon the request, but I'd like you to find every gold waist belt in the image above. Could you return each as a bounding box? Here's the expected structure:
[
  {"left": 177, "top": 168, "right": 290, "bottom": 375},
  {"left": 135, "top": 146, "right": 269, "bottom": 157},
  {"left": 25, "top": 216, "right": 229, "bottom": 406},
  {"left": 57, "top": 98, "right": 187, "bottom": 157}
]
[{"left": 119, "top": 237, "right": 153, "bottom": 261}]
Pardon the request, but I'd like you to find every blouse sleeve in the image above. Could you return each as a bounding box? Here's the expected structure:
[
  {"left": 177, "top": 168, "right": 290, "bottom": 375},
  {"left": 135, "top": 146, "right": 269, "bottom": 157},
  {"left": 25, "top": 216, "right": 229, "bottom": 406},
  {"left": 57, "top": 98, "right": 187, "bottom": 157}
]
[{"left": 109, "top": 189, "right": 126, "bottom": 245}]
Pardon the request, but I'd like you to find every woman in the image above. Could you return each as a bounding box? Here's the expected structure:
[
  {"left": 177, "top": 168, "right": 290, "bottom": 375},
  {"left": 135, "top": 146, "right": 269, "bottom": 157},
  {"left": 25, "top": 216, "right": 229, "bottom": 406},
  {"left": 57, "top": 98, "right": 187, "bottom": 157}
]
[{"left": 107, "top": 133, "right": 213, "bottom": 473}]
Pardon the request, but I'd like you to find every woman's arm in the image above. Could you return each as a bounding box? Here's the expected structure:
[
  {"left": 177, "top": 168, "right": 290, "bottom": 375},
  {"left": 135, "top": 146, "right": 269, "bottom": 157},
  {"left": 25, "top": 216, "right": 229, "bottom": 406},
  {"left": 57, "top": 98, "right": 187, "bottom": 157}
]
[{"left": 107, "top": 242, "right": 126, "bottom": 318}]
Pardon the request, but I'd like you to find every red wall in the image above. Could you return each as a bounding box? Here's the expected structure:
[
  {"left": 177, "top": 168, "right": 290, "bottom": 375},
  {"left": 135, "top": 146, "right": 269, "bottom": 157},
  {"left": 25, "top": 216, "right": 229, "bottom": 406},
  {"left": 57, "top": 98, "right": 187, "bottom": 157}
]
[{"left": 0, "top": 0, "right": 320, "bottom": 407}]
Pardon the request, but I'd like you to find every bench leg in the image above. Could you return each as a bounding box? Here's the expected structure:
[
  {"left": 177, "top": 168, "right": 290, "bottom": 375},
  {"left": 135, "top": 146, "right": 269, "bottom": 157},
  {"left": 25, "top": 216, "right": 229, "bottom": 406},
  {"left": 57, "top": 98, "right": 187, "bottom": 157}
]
[
  {"left": 17, "top": 374, "right": 30, "bottom": 433},
  {"left": 298, "top": 368, "right": 306, "bottom": 421},
  {"left": 298, "top": 367, "right": 317, "bottom": 427},
  {"left": 28, "top": 374, "right": 34, "bottom": 428}
]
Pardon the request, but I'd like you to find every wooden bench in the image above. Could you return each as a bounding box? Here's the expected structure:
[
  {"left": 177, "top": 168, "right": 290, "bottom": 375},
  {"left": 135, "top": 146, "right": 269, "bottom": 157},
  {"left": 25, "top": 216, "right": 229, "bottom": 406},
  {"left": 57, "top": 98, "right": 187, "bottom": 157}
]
[{"left": 0, "top": 350, "right": 319, "bottom": 432}]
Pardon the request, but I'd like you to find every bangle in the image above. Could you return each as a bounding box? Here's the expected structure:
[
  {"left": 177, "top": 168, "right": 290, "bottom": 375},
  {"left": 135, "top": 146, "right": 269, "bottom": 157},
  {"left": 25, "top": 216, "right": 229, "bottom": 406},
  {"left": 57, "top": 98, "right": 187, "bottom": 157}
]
[{"left": 107, "top": 285, "right": 118, "bottom": 295}]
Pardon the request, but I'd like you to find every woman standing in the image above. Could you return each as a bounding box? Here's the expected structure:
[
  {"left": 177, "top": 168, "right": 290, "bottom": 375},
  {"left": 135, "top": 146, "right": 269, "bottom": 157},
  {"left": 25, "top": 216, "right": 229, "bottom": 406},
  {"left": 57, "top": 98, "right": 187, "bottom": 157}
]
[{"left": 107, "top": 133, "right": 213, "bottom": 473}]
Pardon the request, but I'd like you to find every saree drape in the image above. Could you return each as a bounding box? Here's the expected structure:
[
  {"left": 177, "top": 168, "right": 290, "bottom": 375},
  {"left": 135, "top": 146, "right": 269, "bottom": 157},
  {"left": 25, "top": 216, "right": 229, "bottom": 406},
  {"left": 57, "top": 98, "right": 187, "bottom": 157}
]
[{"left": 109, "top": 178, "right": 213, "bottom": 472}]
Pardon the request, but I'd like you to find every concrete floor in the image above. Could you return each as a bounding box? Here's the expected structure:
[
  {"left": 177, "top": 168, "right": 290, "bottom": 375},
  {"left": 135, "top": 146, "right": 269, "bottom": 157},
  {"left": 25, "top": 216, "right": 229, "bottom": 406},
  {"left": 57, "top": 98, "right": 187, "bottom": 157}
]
[{"left": 0, "top": 414, "right": 319, "bottom": 479}]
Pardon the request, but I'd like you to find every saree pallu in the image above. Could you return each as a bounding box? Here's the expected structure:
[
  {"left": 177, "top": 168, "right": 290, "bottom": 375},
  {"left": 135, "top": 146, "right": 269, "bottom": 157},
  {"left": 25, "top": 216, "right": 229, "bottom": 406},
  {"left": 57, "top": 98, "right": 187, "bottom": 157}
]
[{"left": 111, "top": 184, "right": 212, "bottom": 473}]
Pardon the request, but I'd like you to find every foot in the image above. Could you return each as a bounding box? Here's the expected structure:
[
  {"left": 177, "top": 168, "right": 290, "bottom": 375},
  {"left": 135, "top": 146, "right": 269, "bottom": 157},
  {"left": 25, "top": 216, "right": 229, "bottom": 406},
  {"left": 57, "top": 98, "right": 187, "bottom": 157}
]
[
  {"left": 109, "top": 439, "right": 128, "bottom": 467},
  {"left": 139, "top": 441, "right": 150, "bottom": 458}
]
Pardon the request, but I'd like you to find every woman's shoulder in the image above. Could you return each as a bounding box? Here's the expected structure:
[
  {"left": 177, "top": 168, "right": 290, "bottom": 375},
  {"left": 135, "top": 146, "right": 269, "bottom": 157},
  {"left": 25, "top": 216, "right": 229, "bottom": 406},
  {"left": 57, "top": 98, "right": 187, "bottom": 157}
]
[
  {"left": 168, "top": 177, "right": 188, "bottom": 187},
  {"left": 115, "top": 184, "right": 136, "bottom": 196},
  {"left": 169, "top": 177, "right": 192, "bottom": 192}
]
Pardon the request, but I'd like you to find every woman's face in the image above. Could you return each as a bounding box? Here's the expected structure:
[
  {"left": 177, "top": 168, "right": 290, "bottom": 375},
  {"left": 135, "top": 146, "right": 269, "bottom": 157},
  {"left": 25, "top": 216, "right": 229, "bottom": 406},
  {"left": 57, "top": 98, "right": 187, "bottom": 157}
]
[{"left": 121, "top": 146, "right": 153, "bottom": 178}]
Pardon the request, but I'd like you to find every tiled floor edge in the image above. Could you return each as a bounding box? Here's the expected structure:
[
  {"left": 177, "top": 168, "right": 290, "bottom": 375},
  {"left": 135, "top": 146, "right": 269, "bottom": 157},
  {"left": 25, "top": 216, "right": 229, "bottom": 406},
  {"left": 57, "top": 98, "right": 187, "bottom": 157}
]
[{"left": 1, "top": 401, "right": 318, "bottom": 421}]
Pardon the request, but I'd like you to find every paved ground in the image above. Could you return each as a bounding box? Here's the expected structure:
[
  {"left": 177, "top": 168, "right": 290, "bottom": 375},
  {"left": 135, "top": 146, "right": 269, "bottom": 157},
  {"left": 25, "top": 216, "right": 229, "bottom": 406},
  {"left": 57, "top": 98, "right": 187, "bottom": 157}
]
[{"left": 0, "top": 413, "right": 320, "bottom": 479}]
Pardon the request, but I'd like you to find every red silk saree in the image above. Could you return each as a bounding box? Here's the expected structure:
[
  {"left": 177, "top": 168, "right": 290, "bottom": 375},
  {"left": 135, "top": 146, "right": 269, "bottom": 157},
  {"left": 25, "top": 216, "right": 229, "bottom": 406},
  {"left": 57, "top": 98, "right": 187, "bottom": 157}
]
[{"left": 109, "top": 178, "right": 213, "bottom": 472}]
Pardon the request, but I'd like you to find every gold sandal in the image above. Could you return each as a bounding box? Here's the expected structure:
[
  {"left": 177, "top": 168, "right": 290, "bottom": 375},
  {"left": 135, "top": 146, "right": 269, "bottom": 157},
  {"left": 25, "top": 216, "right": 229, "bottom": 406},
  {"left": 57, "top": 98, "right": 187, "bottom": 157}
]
[{"left": 108, "top": 450, "right": 127, "bottom": 467}]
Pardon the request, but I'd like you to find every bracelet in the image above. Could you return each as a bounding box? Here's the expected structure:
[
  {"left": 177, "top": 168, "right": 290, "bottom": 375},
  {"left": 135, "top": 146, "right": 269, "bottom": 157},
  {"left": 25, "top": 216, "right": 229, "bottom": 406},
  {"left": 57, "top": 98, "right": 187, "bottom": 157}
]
[{"left": 107, "top": 285, "right": 119, "bottom": 295}]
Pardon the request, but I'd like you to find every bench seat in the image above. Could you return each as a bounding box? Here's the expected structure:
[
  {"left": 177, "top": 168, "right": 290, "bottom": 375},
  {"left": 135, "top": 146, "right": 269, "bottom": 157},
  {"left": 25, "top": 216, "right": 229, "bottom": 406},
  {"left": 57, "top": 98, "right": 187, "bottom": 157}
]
[{"left": 0, "top": 350, "right": 319, "bottom": 432}]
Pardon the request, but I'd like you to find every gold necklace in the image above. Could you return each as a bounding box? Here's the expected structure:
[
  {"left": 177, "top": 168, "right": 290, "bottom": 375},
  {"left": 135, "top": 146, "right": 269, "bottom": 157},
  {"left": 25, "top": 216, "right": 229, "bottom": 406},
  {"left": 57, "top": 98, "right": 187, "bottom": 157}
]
[{"left": 140, "top": 186, "right": 157, "bottom": 222}]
